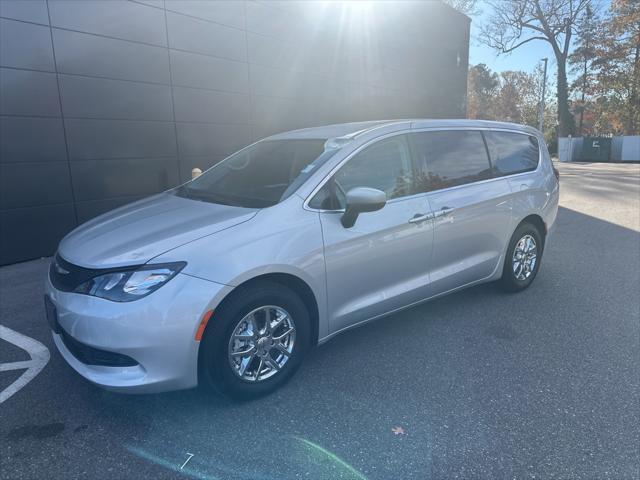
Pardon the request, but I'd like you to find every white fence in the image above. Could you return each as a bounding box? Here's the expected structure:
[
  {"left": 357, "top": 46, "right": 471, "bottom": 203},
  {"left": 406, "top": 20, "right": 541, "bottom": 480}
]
[{"left": 558, "top": 136, "right": 640, "bottom": 162}]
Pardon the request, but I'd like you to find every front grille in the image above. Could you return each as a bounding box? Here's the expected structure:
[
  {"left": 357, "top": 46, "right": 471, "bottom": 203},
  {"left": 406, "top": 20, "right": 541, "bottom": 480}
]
[{"left": 60, "top": 329, "right": 138, "bottom": 367}]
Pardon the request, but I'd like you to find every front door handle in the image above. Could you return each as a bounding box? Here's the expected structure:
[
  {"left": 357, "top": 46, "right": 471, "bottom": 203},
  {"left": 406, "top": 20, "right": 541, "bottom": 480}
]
[
  {"left": 434, "top": 207, "right": 455, "bottom": 218},
  {"left": 408, "top": 213, "right": 434, "bottom": 224}
]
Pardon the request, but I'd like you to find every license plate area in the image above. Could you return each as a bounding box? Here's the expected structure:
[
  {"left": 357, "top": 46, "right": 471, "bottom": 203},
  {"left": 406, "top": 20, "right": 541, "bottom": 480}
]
[{"left": 44, "top": 295, "right": 62, "bottom": 334}]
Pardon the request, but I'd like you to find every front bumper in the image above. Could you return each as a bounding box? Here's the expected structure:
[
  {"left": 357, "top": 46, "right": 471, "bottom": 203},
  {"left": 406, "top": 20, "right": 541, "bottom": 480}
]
[{"left": 45, "top": 272, "right": 232, "bottom": 393}]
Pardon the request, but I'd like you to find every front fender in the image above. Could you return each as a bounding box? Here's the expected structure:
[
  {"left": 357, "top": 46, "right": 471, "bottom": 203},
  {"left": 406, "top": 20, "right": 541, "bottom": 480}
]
[{"left": 153, "top": 199, "right": 329, "bottom": 339}]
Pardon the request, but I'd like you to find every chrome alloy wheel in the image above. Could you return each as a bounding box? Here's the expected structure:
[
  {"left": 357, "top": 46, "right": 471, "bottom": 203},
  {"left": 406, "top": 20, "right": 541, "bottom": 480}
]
[
  {"left": 228, "top": 306, "right": 296, "bottom": 382},
  {"left": 512, "top": 234, "right": 537, "bottom": 281}
]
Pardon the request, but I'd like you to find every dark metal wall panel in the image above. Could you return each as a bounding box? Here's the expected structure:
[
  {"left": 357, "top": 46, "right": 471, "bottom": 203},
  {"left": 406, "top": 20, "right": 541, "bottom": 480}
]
[
  {"left": 58, "top": 75, "right": 173, "bottom": 121},
  {"left": 64, "top": 119, "right": 177, "bottom": 160},
  {"left": 246, "top": 2, "right": 296, "bottom": 40},
  {"left": 69, "top": 157, "right": 178, "bottom": 201},
  {"left": 132, "top": 0, "right": 162, "bottom": 8},
  {"left": 48, "top": 0, "right": 168, "bottom": 46},
  {"left": 175, "top": 123, "right": 251, "bottom": 157},
  {"left": 0, "top": 204, "right": 76, "bottom": 265},
  {"left": 164, "top": 0, "right": 245, "bottom": 29},
  {"left": 0, "top": 116, "right": 67, "bottom": 163},
  {"left": 0, "top": 68, "right": 61, "bottom": 116},
  {"left": 0, "top": 162, "right": 73, "bottom": 209},
  {"left": 52, "top": 29, "right": 171, "bottom": 83},
  {"left": 172, "top": 87, "right": 250, "bottom": 124},
  {"left": 246, "top": 32, "right": 298, "bottom": 70},
  {"left": 248, "top": 64, "right": 324, "bottom": 100},
  {"left": 0, "top": 0, "right": 49, "bottom": 24},
  {"left": 165, "top": 11, "right": 247, "bottom": 61},
  {"left": 0, "top": 18, "right": 55, "bottom": 70},
  {"left": 169, "top": 49, "right": 249, "bottom": 92},
  {"left": 0, "top": 0, "right": 470, "bottom": 265},
  {"left": 250, "top": 95, "right": 316, "bottom": 140}
]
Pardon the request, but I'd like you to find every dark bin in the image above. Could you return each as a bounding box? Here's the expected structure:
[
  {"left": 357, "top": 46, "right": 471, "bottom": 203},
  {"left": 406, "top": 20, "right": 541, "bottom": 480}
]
[{"left": 580, "top": 137, "right": 612, "bottom": 162}]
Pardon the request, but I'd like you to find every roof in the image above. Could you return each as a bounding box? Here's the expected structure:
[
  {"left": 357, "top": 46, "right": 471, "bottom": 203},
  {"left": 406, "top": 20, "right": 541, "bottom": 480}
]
[
  {"left": 410, "top": 119, "right": 539, "bottom": 135},
  {"left": 266, "top": 120, "right": 398, "bottom": 140},
  {"left": 266, "top": 119, "right": 540, "bottom": 140}
]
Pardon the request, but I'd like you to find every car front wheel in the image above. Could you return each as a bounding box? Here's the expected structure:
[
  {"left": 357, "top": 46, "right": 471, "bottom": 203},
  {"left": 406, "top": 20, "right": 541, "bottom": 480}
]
[{"left": 199, "top": 282, "right": 310, "bottom": 400}]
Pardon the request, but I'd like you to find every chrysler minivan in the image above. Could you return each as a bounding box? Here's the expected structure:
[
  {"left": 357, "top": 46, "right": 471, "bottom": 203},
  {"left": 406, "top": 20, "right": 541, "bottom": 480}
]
[{"left": 45, "top": 120, "right": 559, "bottom": 398}]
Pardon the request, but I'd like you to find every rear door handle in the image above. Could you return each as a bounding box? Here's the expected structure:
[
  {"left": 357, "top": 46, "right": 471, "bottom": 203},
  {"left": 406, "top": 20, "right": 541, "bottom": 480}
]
[
  {"left": 434, "top": 207, "right": 455, "bottom": 218},
  {"left": 408, "top": 213, "right": 434, "bottom": 224}
]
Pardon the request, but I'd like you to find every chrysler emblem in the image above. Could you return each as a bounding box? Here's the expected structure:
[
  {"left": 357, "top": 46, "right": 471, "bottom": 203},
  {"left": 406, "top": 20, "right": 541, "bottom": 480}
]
[{"left": 54, "top": 262, "right": 69, "bottom": 275}]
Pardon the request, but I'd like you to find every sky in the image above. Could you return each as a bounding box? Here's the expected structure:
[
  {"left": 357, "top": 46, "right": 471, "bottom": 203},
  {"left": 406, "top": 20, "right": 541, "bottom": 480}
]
[
  {"left": 468, "top": 13, "right": 553, "bottom": 74},
  {"left": 466, "top": 0, "right": 612, "bottom": 77}
]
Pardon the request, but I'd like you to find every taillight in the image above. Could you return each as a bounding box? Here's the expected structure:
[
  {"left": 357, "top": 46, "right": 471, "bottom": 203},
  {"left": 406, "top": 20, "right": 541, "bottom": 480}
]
[{"left": 553, "top": 165, "right": 560, "bottom": 181}]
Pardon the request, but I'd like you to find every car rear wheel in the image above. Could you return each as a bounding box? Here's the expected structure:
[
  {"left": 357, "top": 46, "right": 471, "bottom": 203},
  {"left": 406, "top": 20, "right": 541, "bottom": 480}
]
[
  {"left": 199, "top": 282, "right": 310, "bottom": 400},
  {"left": 500, "top": 222, "right": 543, "bottom": 292}
]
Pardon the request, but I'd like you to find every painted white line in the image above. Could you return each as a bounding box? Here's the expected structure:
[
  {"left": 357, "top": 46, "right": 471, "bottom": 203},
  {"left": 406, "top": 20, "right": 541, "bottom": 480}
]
[
  {"left": 0, "top": 325, "right": 50, "bottom": 404},
  {"left": 180, "top": 453, "right": 194, "bottom": 470},
  {"left": 0, "top": 360, "right": 37, "bottom": 372}
]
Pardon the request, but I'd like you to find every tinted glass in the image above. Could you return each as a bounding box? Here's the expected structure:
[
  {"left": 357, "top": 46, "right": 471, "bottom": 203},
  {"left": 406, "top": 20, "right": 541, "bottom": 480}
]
[
  {"left": 175, "top": 139, "right": 334, "bottom": 208},
  {"left": 486, "top": 131, "right": 539, "bottom": 176},
  {"left": 310, "top": 135, "right": 414, "bottom": 209},
  {"left": 411, "top": 130, "right": 492, "bottom": 192}
]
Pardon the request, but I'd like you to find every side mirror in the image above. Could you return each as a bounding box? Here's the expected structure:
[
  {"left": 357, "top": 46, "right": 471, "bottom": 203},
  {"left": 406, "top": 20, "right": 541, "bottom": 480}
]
[{"left": 341, "top": 187, "right": 386, "bottom": 228}]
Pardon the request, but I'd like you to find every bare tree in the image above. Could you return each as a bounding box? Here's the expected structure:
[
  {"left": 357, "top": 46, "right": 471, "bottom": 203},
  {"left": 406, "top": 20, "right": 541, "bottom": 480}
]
[
  {"left": 569, "top": 5, "right": 598, "bottom": 135},
  {"left": 442, "top": 0, "right": 479, "bottom": 16},
  {"left": 480, "top": 0, "right": 593, "bottom": 136}
]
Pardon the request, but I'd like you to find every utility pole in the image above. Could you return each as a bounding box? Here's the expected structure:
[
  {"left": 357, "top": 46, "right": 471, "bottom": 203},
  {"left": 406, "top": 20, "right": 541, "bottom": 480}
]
[
  {"left": 578, "top": 5, "right": 594, "bottom": 136},
  {"left": 538, "top": 57, "right": 548, "bottom": 133}
]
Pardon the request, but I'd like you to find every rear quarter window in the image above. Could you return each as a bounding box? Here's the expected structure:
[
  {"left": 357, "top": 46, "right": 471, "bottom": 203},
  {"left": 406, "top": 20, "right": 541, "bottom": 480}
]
[{"left": 485, "top": 131, "right": 539, "bottom": 176}]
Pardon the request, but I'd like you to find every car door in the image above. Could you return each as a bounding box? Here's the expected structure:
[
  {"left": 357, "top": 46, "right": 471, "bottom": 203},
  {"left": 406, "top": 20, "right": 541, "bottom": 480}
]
[
  {"left": 410, "top": 129, "right": 513, "bottom": 295},
  {"left": 309, "top": 134, "right": 435, "bottom": 334}
]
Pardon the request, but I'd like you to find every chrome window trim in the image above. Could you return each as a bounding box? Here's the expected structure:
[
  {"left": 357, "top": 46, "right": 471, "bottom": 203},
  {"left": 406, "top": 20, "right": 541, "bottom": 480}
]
[{"left": 304, "top": 126, "right": 543, "bottom": 213}]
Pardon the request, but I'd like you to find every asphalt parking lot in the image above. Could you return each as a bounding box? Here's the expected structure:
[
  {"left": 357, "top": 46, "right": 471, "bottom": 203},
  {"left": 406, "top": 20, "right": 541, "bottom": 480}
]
[{"left": 1, "top": 162, "right": 639, "bottom": 479}]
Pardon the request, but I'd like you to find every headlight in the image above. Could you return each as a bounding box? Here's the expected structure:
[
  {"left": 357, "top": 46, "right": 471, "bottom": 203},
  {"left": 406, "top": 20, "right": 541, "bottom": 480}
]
[{"left": 74, "top": 262, "right": 186, "bottom": 302}]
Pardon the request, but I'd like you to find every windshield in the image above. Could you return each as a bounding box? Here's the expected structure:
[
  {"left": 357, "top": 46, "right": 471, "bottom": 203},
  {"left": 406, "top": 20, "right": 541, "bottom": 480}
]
[{"left": 175, "top": 139, "right": 336, "bottom": 208}]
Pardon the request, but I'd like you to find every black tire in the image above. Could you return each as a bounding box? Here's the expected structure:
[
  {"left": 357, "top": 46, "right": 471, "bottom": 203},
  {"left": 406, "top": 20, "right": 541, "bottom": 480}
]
[
  {"left": 500, "top": 222, "right": 544, "bottom": 293},
  {"left": 198, "top": 281, "right": 310, "bottom": 400}
]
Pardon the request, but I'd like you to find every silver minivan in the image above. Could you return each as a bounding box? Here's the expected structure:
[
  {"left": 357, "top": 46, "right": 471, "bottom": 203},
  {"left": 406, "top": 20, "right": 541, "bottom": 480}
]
[{"left": 45, "top": 120, "right": 559, "bottom": 398}]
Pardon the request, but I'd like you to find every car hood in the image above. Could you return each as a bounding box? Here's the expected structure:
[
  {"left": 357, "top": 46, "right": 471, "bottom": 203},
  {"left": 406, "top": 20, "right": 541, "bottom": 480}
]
[{"left": 58, "top": 193, "right": 258, "bottom": 268}]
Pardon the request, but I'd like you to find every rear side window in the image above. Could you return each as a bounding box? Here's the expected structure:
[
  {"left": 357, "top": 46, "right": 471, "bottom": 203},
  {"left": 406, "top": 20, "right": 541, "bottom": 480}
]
[
  {"left": 485, "top": 131, "right": 539, "bottom": 176},
  {"left": 410, "top": 130, "right": 492, "bottom": 192}
]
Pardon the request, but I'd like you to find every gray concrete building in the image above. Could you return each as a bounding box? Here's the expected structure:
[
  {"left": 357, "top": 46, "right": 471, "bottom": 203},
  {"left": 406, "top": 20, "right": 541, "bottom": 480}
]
[{"left": 0, "top": 0, "right": 470, "bottom": 265}]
